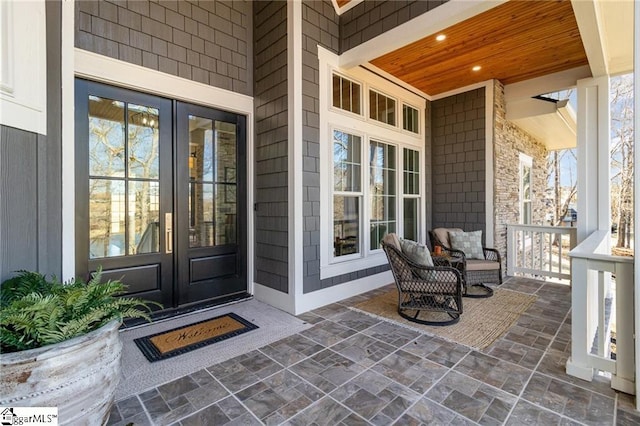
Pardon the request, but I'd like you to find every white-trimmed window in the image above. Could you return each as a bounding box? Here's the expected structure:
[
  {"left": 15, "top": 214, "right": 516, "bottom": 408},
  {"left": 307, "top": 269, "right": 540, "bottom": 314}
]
[
  {"left": 369, "top": 140, "right": 397, "bottom": 250},
  {"left": 332, "top": 73, "right": 361, "bottom": 115},
  {"left": 333, "top": 130, "right": 362, "bottom": 257},
  {"left": 319, "top": 47, "right": 425, "bottom": 278},
  {"left": 403, "top": 148, "right": 420, "bottom": 241},
  {"left": 519, "top": 153, "right": 533, "bottom": 224},
  {"left": 402, "top": 104, "right": 420, "bottom": 134},
  {"left": 369, "top": 89, "right": 396, "bottom": 126}
]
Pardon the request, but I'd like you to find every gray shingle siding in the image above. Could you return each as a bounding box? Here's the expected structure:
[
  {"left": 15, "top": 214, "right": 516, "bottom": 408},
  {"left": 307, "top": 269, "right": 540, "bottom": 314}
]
[
  {"left": 301, "top": 0, "right": 339, "bottom": 294},
  {"left": 431, "top": 88, "right": 486, "bottom": 239},
  {"left": 340, "top": 0, "right": 448, "bottom": 52},
  {"left": 302, "top": 1, "right": 395, "bottom": 293},
  {"left": 254, "top": 1, "right": 289, "bottom": 292},
  {"left": 75, "top": 0, "right": 252, "bottom": 96}
]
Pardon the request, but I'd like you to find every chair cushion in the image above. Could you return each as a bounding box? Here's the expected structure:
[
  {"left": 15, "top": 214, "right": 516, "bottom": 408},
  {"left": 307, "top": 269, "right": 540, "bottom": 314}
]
[
  {"left": 449, "top": 230, "right": 484, "bottom": 259},
  {"left": 465, "top": 259, "right": 501, "bottom": 271},
  {"left": 382, "top": 233, "right": 402, "bottom": 252},
  {"left": 432, "top": 227, "right": 462, "bottom": 248}
]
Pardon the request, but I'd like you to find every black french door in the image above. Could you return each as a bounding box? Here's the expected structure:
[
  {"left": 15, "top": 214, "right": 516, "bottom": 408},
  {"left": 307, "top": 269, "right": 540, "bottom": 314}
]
[
  {"left": 75, "top": 80, "right": 246, "bottom": 309},
  {"left": 175, "top": 102, "right": 247, "bottom": 305}
]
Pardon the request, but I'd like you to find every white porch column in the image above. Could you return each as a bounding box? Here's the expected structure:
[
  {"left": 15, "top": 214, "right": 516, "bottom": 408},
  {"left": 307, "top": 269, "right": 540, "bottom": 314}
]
[
  {"left": 566, "top": 75, "right": 610, "bottom": 381},
  {"left": 576, "top": 76, "right": 611, "bottom": 241}
]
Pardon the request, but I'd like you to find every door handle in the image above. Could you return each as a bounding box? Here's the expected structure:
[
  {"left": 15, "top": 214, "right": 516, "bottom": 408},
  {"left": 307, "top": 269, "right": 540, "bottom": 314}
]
[{"left": 165, "top": 213, "right": 173, "bottom": 254}]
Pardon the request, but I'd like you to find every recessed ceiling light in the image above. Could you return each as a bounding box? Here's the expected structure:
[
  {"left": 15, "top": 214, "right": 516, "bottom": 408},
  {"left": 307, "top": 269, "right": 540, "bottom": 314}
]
[
  {"left": 472, "top": 65, "right": 482, "bottom": 72},
  {"left": 436, "top": 34, "right": 446, "bottom": 41}
]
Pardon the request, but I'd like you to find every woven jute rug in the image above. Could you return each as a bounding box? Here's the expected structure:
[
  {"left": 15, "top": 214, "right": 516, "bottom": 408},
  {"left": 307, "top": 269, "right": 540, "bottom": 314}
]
[{"left": 351, "top": 288, "right": 536, "bottom": 349}]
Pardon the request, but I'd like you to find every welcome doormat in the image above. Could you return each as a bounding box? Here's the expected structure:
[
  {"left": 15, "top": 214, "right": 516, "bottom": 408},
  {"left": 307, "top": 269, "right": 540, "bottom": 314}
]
[{"left": 134, "top": 312, "right": 258, "bottom": 362}]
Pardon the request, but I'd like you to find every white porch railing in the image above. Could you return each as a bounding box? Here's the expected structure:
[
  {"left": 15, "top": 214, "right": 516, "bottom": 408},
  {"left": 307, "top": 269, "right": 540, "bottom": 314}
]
[
  {"left": 566, "top": 230, "right": 635, "bottom": 394},
  {"left": 507, "top": 224, "right": 577, "bottom": 280}
]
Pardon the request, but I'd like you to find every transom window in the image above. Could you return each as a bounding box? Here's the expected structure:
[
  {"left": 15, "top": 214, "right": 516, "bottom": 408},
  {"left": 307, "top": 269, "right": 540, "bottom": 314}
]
[
  {"left": 369, "top": 90, "right": 396, "bottom": 126},
  {"left": 332, "top": 74, "right": 361, "bottom": 114},
  {"left": 403, "top": 104, "right": 419, "bottom": 134}
]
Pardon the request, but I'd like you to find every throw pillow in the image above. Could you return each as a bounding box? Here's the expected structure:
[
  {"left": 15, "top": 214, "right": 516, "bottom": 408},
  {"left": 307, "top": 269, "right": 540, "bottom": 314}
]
[
  {"left": 448, "top": 230, "right": 484, "bottom": 260},
  {"left": 399, "top": 238, "right": 434, "bottom": 280}
]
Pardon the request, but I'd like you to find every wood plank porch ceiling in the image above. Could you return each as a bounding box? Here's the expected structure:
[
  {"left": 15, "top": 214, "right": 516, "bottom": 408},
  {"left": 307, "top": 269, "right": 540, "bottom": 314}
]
[{"left": 370, "top": 0, "right": 589, "bottom": 96}]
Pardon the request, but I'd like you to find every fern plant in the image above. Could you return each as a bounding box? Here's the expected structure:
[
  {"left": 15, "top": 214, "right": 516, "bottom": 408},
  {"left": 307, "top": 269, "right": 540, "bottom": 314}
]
[{"left": 1, "top": 269, "right": 160, "bottom": 353}]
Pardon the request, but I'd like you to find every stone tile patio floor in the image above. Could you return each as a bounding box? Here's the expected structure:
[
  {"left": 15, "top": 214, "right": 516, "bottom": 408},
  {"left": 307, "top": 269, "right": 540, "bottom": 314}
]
[{"left": 108, "top": 277, "right": 640, "bottom": 425}]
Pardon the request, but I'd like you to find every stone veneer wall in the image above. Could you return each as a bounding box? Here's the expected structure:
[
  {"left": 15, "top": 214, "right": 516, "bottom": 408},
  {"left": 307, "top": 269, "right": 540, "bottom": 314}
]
[
  {"left": 492, "top": 80, "right": 548, "bottom": 271},
  {"left": 254, "top": 1, "right": 289, "bottom": 292},
  {"left": 340, "top": 0, "right": 447, "bottom": 52},
  {"left": 431, "top": 88, "right": 487, "bottom": 238},
  {"left": 75, "top": 0, "right": 252, "bottom": 96}
]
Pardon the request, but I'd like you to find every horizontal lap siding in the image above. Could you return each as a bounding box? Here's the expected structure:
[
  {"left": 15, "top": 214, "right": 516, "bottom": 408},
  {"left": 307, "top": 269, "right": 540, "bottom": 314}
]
[
  {"left": 75, "top": 0, "right": 252, "bottom": 95},
  {"left": 254, "top": 1, "right": 289, "bottom": 292}
]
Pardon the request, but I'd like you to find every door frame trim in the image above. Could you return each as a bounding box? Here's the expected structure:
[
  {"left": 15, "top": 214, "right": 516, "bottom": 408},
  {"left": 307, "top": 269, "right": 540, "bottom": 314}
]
[{"left": 63, "top": 47, "right": 255, "bottom": 296}]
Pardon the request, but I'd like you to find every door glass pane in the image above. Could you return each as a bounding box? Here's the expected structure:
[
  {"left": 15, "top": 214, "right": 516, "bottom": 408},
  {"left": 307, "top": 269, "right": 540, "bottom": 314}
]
[
  {"left": 215, "top": 121, "right": 237, "bottom": 245},
  {"left": 89, "top": 179, "right": 126, "bottom": 258},
  {"left": 89, "top": 96, "right": 125, "bottom": 177},
  {"left": 128, "top": 104, "right": 160, "bottom": 179},
  {"left": 128, "top": 181, "right": 160, "bottom": 254},
  {"left": 189, "top": 182, "right": 215, "bottom": 247},
  {"left": 88, "top": 95, "right": 162, "bottom": 258},
  {"left": 188, "top": 117, "right": 237, "bottom": 248}
]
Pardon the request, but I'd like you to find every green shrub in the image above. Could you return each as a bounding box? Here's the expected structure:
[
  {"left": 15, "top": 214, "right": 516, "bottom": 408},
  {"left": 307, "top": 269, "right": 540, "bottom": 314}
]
[{"left": 1, "top": 269, "right": 160, "bottom": 353}]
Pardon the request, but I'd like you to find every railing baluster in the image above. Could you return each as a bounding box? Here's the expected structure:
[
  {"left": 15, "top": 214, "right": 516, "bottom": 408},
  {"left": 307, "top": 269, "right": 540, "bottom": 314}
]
[
  {"left": 547, "top": 232, "right": 555, "bottom": 272},
  {"left": 558, "top": 235, "right": 563, "bottom": 276},
  {"left": 597, "top": 270, "right": 605, "bottom": 357},
  {"left": 538, "top": 231, "right": 543, "bottom": 273}
]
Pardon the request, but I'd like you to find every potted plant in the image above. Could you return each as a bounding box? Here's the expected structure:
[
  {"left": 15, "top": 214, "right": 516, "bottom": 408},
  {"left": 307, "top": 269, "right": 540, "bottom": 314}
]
[{"left": 0, "top": 269, "right": 158, "bottom": 425}]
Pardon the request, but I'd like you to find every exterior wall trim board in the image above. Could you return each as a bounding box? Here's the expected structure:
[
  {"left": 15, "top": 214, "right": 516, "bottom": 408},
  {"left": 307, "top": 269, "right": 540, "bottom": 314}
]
[
  {"left": 288, "top": 0, "right": 304, "bottom": 314},
  {"left": 75, "top": 49, "right": 253, "bottom": 114},
  {"left": 61, "top": 0, "right": 75, "bottom": 280}
]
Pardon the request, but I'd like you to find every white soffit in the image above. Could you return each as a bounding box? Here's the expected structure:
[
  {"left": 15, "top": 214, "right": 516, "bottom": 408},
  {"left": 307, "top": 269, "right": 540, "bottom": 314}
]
[{"left": 506, "top": 98, "right": 577, "bottom": 150}]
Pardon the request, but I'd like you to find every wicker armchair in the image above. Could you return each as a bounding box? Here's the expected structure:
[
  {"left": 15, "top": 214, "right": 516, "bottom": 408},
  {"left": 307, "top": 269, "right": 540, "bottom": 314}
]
[
  {"left": 429, "top": 228, "right": 502, "bottom": 297},
  {"left": 381, "top": 234, "right": 464, "bottom": 326}
]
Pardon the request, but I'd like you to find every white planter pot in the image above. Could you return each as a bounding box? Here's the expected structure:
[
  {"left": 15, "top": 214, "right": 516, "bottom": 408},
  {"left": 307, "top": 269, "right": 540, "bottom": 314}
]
[{"left": 0, "top": 320, "right": 123, "bottom": 425}]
